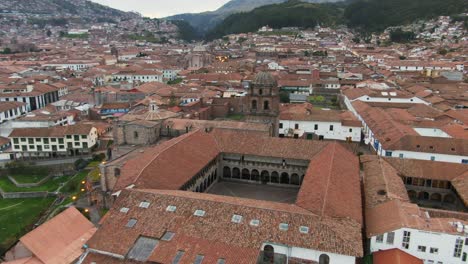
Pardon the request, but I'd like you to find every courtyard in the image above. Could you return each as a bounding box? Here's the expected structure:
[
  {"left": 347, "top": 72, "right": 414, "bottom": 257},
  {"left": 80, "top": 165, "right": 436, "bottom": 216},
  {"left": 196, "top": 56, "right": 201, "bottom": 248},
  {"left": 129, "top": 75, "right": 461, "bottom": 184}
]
[{"left": 207, "top": 181, "right": 299, "bottom": 204}]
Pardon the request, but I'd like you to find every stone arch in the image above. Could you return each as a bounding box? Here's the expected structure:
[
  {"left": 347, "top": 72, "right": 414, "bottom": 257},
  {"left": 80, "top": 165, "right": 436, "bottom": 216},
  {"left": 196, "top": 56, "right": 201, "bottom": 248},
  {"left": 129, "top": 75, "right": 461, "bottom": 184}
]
[
  {"left": 418, "top": 191, "right": 429, "bottom": 200},
  {"left": 251, "top": 169, "right": 260, "bottom": 181},
  {"left": 430, "top": 193, "right": 442, "bottom": 202},
  {"left": 232, "top": 167, "right": 240, "bottom": 179},
  {"left": 291, "top": 173, "right": 300, "bottom": 185},
  {"left": 261, "top": 170, "right": 270, "bottom": 183},
  {"left": 271, "top": 171, "right": 279, "bottom": 183},
  {"left": 407, "top": 190, "right": 417, "bottom": 200},
  {"left": 242, "top": 168, "right": 250, "bottom": 180},
  {"left": 252, "top": 100, "right": 257, "bottom": 110},
  {"left": 223, "top": 166, "right": 231, "bottom": 178},
  {"left": 263, "top": 245, "right": 274, "bottom": 263},
  {"left": 444, "top": 194, "right": 455, "bottom": 204},
  {"left": 280, "top": 172, "right": 290, "bottom": 184},
  {"left": 319, "top": 254, "right": 330, "bottom": 264}
]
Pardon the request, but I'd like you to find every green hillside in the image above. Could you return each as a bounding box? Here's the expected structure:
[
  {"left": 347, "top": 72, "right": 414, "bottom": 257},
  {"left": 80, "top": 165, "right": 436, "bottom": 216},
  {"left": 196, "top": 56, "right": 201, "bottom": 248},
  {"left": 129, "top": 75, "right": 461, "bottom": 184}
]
[
  {"left": 207, "top": 0, "right": 344, "bottom": 39},
  {"left": 345, "top": 0, "right": 468, "bottom": 32}
]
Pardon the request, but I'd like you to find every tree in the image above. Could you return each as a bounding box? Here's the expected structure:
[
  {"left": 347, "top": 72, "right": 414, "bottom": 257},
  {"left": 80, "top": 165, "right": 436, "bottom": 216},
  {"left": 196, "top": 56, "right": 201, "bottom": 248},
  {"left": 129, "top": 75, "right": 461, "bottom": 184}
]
[
  {"left": 2, "top": 47, "right": 12, "bottom": 54},
  {"left": 352, "top": 37, "right": 361, "bottom": 43},
  {"left": 279, "top": 91, "right": 290, "bottom": 103}
]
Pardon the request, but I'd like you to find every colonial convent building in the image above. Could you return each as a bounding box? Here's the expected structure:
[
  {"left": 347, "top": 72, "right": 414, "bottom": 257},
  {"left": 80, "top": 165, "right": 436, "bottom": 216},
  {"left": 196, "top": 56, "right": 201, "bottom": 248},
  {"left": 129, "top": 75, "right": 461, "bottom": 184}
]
[{"left": 86, "top": 129, "right": 363, "bottom": 263}]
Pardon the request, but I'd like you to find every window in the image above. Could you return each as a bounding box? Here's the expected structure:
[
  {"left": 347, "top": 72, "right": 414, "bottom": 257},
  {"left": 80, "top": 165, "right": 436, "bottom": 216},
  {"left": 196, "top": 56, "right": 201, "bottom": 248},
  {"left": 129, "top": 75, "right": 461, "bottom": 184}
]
[
  {"left": 295, "top": 124, "right": 299, "bottom": 129},
  {"left": 139, "top": 201, "right": 151, "bottom": 208},
  {"left": 126, "top": 218, "right": 138, "bottom": 228},
  {"left": 134, "top": 131, "right": 139, "bottom": 139},
  {"left": 58, "top": 138, "right": 64, "bottom": 144},
  {"left": 43, "top": 138, "right": 49, "bottom": 144},
  {"left": 35, "top": 138, "right": 41, "bottom": 142},
  {"left": 418, "top": 246, "right": 426, "bottom": 252},
  {"left": 194, "top": 210, "right": 205, "bottom": 217},
  {"left": 349, "top": 128, "right": 353, "bottom": 132},
  {"left": 431, "top": 156, "right": 436, "bottom": 161},
  {"left": 166, "top": 205, "right": 177, "bottom": 212},
  {"left": 399, "top": 153, "right": 404, "bottom": 159},
  {"left": 161, "top": 231, "right": 175, "bottom": 241},
  {"left": 172, "top": 250, "right": 185, "bottom": 264},
  {"left": 13, "top": 138, "right": 18, "bottom": 144},
  {"left": 376, "top": 234, "right": 384, "bottom": 243},
  {"left": 454, "top": 238, "right": 463, "bottom": 257},
  {"left": 386, "top": 232, "right": 395, "bottom": 244},
  {"left": 231, "top": 214, "right": 242, "bottom": 223},
  {"left": 217, "top": 259, "right": 226, "bottom": 264},
  {"left": 430, "top": 247, "right": 439, "bottom": 254},
  {"left": 299, "top": 226, "right": 309, "bottom": 234},
  {"left": 329, "top": 125, "right": 334, "bottom": 131},
  {"left": 463, "top": 159, "right": 468, "bottom": 164},
  {"left": 319, "top": 254, "right": 330, "bottom": 264},
  {"left": 74, "top": 135, "right": 79, "bottom": 141},
  {"left": 250, "top": 219, "right": 260, "bottom": 227},
  {"left": 127, "top": 237, "right": 159, "bottom": 262},
  {"left": 314, "top": 124, "right": 318, "bottom": 130},
  {"left": 385, "top": 151, "right": 393, "bottom": 157},
  {"left": 402, "top": 231, "right": 411, "bottom": 249},
  {"left": 20, "top": 138, "right": 26, "bottom": 142},
  {"left": 28, "top": 138, "right": 34, "bottom": 144},
  {"left": 81, "top": 135, "right": 87, "bottom": 139},
  {"left": 279, "top": 123, "right": 283, "bottom": 129},
  {"left": 120, "top": 207, "right": 129, "bottom": 213},
  {"left": 51, "top": 138, "right": 56, "bottom": 142},
  {"left": 194, "top": 255, "right": 204, "bottom": 264},
  {"left": 279, "top": 223, "right": 289, "bottom": 231}
]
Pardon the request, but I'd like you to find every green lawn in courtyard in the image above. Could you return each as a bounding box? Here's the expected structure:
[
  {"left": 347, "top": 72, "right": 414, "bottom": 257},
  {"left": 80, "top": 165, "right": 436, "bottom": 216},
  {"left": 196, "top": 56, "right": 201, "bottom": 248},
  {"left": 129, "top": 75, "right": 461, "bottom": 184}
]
[
  {"left": 226, "top": 114, "right": 245, "bottom": 121},
  {"left": 0, "top": 197, "right": 54, "bottom": 254},
  {"left": 0, "top": 176, "right": 69, "bottom": 193},
  {"left": 9, "top": 173, "right": 49, "bottom": 184}
]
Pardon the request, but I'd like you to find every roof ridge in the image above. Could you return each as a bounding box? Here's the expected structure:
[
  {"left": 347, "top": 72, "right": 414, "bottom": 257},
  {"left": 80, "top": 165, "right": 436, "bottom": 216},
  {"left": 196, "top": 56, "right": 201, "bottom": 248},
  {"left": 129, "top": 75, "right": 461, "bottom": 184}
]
[{"left": 319, "top": 142, "right": 336, "bottom": 220}]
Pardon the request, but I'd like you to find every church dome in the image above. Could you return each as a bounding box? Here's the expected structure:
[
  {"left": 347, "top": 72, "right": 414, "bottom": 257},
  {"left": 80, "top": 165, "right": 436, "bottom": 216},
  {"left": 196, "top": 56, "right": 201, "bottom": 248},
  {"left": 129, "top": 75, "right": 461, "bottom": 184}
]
[{"left": 253, "top": 72, "right": 277, "bottom": 87}]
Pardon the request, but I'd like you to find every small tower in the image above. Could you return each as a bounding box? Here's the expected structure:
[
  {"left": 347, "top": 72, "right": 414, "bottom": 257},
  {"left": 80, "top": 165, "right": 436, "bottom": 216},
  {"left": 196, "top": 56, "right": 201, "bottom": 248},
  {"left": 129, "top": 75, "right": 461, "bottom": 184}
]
[
  {"left": 149, "top": 100, "right": 158, "bottom": 113},
  {"left": 248, "top": 72, "right": 279, "bottom": 116}
]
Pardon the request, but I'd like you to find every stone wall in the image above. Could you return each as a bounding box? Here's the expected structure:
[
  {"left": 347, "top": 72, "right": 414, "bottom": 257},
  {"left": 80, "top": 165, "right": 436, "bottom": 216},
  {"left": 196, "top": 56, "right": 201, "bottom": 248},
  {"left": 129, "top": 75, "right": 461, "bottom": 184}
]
[{"left": 0, "top": 187, "right": 51, "bottom": 199}]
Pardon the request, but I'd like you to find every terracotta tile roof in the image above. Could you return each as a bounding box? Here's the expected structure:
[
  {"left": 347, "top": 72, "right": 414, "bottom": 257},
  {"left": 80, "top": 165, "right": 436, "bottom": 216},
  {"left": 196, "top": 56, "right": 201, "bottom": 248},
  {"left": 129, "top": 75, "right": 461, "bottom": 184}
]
[
  {"left": 361, "top": 156, "right": 409, "bottom": 209},
  {"left": 384, "top": 158, "right": 468, "bottom": 181},
  {"left": 441, "top": 123, "right": 468, "bottom": 139},
  {"left": 365, "top": 199, "right": 466, "bottom": 237},
  {"left": 8, "top": 124, "right": 94, "bottom": 138},
  {"left": 452, "top": 171, "right": 468, "bottom": 207},
  {"left": 297, "top": 143, "right": 362, "bottom": 224},
  {"left": 373, "top": 248, "right": 423, "bottom": 264},
  {"left": 390, "top": 135, "right": 468, "bottom": 156},
  {"left": 19, "top": 207, "right": 96, "bottom": 264},
  {"left": 86, "top": 189, "right": 363, "bottom": 260}
]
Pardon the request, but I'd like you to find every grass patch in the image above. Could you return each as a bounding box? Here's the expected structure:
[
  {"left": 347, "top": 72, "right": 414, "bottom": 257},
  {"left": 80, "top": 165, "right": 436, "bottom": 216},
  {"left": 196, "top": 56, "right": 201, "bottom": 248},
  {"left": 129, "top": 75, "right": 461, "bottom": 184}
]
[
  {"left": 10, "top": 173, "right": 48, "bottom": 184},
  {"left": 87, "top": 161, "right": 102, "bottom": 168},
  {"left": 226, "top": 114, "right": 245, "bottom": 121},
  {"left": 0, "top": 176, "right": 69, "bottom": 193},
  {"left": 61, "top": 170, "right": 89, "bottom": 194},
  {"left": 0, "top": 197, "right": 54, "bottom": 254}
]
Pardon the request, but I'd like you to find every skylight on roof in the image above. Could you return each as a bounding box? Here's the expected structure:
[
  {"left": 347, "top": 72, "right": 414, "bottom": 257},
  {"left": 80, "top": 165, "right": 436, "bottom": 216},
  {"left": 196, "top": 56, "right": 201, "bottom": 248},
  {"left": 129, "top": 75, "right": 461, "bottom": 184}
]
[
  {"left": 166, "top": 205, "right": 177, "bottom": 212},
  {"left": 139, "top": 201, "right": 151, "bottom": 208},
  {"left": 217, "top": 259, "right": 226, "bottom": 264},
  {"left": 194, "top": 210, "right": 206, "bottom": 217},
  {"left": 127, "top": 236, "right": 159, "bottom": 262},
  {"left": 299, "top": 226, "right": 309, "bottom": 234},
  {"left": 381, "top": 92, "right": 388, "bottom": 96},
  {"left": 120, "top": 207, "right": 129, "bottom": 213},
  {"left": 250, "top": 219, "right": 260, "bottom": 227},
  {"left": 279, "top": 223, "right": 289, "bottom": 231},
  {"left": 161, "top": 231, "right": 175, "bottom": 241},
  {"left": 231, "top": 214, "right": 243, "bottom": 223},
  {"left": 194, "top": 255, "right": 204, "bottom": 264},
  {"left": 126, "top": 218, "right": 138, "bottom": 228}
]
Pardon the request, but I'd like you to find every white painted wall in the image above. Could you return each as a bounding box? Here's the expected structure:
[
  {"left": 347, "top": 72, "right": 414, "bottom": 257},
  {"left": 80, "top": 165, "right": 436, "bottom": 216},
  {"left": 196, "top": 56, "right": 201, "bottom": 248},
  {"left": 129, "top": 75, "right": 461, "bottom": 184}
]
[
  {"left": 279, "top": 120, "right": 362, "bottom": 142},
  {"left": 414, "top": 128, "right": 451, "bottom": 138},
  {"left": 355, "top": 95, "right": 429, "bottom": 105},
  {"left": 370, "top": 228, "right": 468, "bottom": 264},
  {"left": 262, "top": 242, "right": 356, "bottom": 264}
]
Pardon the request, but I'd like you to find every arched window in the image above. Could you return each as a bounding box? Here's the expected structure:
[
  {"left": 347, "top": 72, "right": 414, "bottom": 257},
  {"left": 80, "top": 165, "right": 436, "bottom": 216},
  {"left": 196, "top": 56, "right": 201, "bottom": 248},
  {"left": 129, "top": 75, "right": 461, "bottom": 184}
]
[
  {"left": 114, "top": 168, "right": 121, "bottom": 177},
  {"left": 263, "top": 245, "right": 274, "bottom": 263},
  {"left": 418, "top": 192, "right": 429, "bottom": 200},
  {"left": 271, "top": 171, "right": 279, "bottom": 183},
  {"left": 259, "top": 89, "right": 263, "bottom": 95},
  {"left": 232, "top": 168, "right": 240, "bottom": 179},
  {"left": 242, "top": 168, "right": 250, "bottom": 180},
  {"left": 319, "top": 254, "right": 330, "bottom": 264},
  {"left": 291, "top": 174, "right": 300, "bottom": 185},
  {"left": 223, "top": 166, "right": 231, "bottom": 178},
  {"left": 280, "top": 172, "right": 289, "bottom": 184},
  {"left": 261, "top": 170, "right": 270, "bottom": 183},
  {"left": 252, "top": 100, "right": 257, "bottom": 110},
  {"left": 251, "top": 170, "right": 260, "bottom": 181},
  {"left": 264, "top": 100, "right": 270, "bottom": 110}
]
